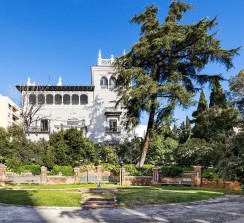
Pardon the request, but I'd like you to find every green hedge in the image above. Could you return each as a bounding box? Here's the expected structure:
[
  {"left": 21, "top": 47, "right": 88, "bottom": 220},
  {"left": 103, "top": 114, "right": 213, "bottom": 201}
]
[
  {"left": 240, "top": 185, "right": 244, "bottom": 194},
  {"left": 124, "top": 164, "right": 154, "bottom": 176},
  {"left": 202, "top": 168, "right": 219, "bottom": 180},
  {"left": 50, "top": 165, "right": 74, "bottom": 176},
  {"left": 160, "top": 166, "right": 183, "bottom": 177},
  {"left": 11, "top": 165, "right": 41, "bottom": 175}
]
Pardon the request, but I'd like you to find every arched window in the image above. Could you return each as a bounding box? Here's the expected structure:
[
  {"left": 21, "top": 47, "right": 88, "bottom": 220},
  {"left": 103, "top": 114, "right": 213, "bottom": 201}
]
[
  {"left": 109, "top": 77, "right": 116, "bottom": 88},
  {"left": 46, "top": 94, "right": 53, "bottom": 105},
  {"left": 80, "top": 94, "right": 88, "bottom": 105},
  {"left": 38, "top": 94, "right": 45, "bottom": 104},
  {"left": 29, "top": 94, "right": 36, "bottom": 105},
  {"left": 63, "top": 94, "right": 70, "bottom": 105},
  {"left": 100, "top": 77, "right": 108, "bottom": 89},
  {"left": 72, "top": 94, "right": 79, "bottom": 105},
  {"left": 55, "top": 94, "right": 62, "bottom": 105}
]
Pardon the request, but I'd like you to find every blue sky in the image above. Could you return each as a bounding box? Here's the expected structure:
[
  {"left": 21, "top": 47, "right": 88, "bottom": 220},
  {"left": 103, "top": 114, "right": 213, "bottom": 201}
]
[{"left": 0, "top": 0, "right": 243, "bottom": 125}]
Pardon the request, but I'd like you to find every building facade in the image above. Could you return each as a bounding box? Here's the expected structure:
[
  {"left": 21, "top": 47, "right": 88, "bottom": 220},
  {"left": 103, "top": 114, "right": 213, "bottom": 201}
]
[
  {"left": 16, "top": 51, "right": 145, "bottom": 143},
  {"left": 0, "top": 93, "right": 20, "bottom": 129}
]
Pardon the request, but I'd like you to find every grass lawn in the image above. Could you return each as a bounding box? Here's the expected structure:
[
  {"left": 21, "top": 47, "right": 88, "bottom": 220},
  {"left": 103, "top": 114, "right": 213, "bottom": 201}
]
[{"left": 0, "top": 184, "right": 229, "bottom": 207}]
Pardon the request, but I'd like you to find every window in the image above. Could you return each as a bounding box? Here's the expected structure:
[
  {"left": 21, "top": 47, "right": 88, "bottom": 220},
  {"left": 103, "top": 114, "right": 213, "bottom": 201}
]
[
  {"left": 46, "top": 94, "right": 53, "bottom": 105},
  {"left": 29, "top": 94, "right": 36, "bottom": 105},
  {"left": 38, "top": 94, "right": 45, "bottom": 104},
  {"left": 63, "top": 94, "right": 70, "bottom": 105},
  {"left": 55, "top": 94, "right": 62, "bottom": 105},
  {"left": 72, "top": 94, "right": 79, "bottom": 105},
  {"left": 109, "top": 119, "right": 117, "bottom": 132},
  {"left": 8, "top": 104, "right": 12, "bottom": 110},
  {"left": 80, "top": 94, "right": 88, "bottom": 105},
  {"left": 109, "top": 77, "right": 116, "bottom": 89},
  {"left": 100, "top": 77, "right": 108, "bottom": 89},
  {"left": 41, "top": 119, "right": 49, "bottom": 131}
]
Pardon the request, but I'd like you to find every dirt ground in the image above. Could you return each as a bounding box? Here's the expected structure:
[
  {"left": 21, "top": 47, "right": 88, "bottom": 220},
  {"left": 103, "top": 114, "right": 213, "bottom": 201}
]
[{"left": 0, "top": 195, "right": 244, "bottom": 223}]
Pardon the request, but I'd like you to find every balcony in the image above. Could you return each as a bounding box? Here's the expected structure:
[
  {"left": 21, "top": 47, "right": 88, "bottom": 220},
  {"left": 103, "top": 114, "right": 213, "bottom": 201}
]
[
  {"left": 27, "top": 126, "right": 50, "bottom": 133},
  {"left": 106, "top": 126, "right": 121, "bottom": 133}
]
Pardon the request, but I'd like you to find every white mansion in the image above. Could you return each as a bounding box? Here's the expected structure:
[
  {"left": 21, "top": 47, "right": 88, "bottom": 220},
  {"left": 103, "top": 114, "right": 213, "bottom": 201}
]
[{"left": 16, "top": 51, "right": 146, "bottom": 143}]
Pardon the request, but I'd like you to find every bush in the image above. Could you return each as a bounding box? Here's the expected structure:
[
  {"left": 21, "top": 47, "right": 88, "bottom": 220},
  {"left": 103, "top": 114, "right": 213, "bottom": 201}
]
[
  {"left": 202, "top": 168, "right": 219, "bottom": 180},
  {"left": 124, "top": 164, "right": 154, "bottom": 176},
  {"left": 160, "top": 166, "right": 183, "bottom": 177},
  {"left": 100, "top": 163, "right": 119, "bottom": 175},
  {"left": 50, "top": 165, "right": 73, "bottom": 176},
  {"left": 240, "top": 185, "right": 244, "bottom": 194},
  {"left": 11, "top": 165, "right": 41, "bottom": 175}
]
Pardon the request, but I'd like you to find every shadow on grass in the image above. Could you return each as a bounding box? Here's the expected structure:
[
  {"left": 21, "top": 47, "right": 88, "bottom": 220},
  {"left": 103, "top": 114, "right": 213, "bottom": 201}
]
[{"left": 0, "top": 189, "right": 46, "bottom": 223}]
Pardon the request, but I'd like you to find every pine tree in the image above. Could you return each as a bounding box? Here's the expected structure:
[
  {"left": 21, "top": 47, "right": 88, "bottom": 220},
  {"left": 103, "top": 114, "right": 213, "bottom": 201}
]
[
  {"left": 114, "top": 1, "right": 240, "bottom": 166},
  {"left": 192, "top": 90, "right": 210, "bottom": 140},
  {"left": 210, "top": 80, "right": 228, "bottom": 109}
]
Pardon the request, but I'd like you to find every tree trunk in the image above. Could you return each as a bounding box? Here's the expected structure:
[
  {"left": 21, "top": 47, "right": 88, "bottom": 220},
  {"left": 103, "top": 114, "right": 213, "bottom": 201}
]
[{"left": 138, "top": 104, "right": 156, "bottom": 167}]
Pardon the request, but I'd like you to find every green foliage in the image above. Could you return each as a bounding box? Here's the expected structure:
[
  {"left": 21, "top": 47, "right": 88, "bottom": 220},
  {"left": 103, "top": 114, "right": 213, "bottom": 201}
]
[
  {"left": 202, "top": 168, "right": 219, "bottom": 180},
  {"left": 229, "top": 69, "right": 244, "bottom": 129},
  {"left": 98, "top": 145, "right": 119, "bottom": 164},
  {"left": 114, "top": 0, "right": 239, "bottom": 166},
  {"left": 176, "top": 138, "right": 214, "bottom": 167},
  {"left": 160, "top": 166, "right": 183, "bottom": 177},
  {"left": 124, "top": 164, "right": 153, "bottom": 176},
  {"left": 241, "top": 185, "right": 244, "bottom": 194},
  {"left": 147, "top": 136, "right": 178, "bottom": 165},
  {"left": 116, "top": 138, "right": 142, "bottom": 164},
  {"left": 50, "top": 165, "right": 74, "bottom": 176},
  {"left": 11, "top": 164, "right": 41, "bottom": 175},
  {"left": 100, "top": 163, "right": 119, "bottom": 175}
]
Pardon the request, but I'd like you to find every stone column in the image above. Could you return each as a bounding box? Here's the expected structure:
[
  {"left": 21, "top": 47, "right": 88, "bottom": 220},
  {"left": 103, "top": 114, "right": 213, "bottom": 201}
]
[
  {"left": 40, "top": 166, "right": 47, "bottom": 185},
  {"left": 0, "top": 164, "right": 7, "bottom": 186},
  {"left": 152, "top": 166, "right": 159, "bottom": 185},
  {"left": 74, "top": 167, "right": 80, "bottom": 183},
  {"left": 96, "top": 165, "right": 102, "bottom": 183},
  {"left": 194, "top": 166, "right": 202, "bottom": 187},
  {"left": 119, "top": 167, "right": 125, "bottom": 186}
]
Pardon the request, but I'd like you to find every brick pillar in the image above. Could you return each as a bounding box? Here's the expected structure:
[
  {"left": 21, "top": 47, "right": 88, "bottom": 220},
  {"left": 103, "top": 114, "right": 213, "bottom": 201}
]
[
  {"left": 152, "top": 166, "right": 159, "bottom": 185},
  {"left": 74, "top": 167, "right": 80, "bottom": 183},
  {"left": 0, "top": 164, "right": 7, "bottom": 186},
  {"left": 194, "top": 166, "right": 202, "bottom": 187},
  {"left": 96, "top": 165, "right": 102, "bottom": 183},
  {"left": 119, "top": 167, "right": 125, "bottom": 186},
  {"left": 41, "top": 166, "right": 47, "bottom": 185}
]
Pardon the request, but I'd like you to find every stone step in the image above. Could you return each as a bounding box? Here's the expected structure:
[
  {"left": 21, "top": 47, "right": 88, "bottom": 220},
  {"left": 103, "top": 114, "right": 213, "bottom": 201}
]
[{"left": 82, "top": 197, "right": 117, "bottom": 208}]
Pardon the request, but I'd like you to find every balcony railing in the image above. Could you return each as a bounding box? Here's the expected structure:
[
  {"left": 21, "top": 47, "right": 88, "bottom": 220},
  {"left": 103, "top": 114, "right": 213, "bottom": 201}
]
[
  {"left": 106, "top": 126, "right": 121, "bottom": 133},
  {"left": 27, "top": 126, "right": 50, "bottom": 133}
]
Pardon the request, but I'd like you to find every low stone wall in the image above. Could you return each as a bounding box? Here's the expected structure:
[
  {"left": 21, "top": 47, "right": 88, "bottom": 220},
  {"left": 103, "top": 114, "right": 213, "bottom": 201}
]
[
  {"left": 202, "top": 179, "right": 241, "bottom": 191},
  {"left": 124, "top": 176, "right": 153, "bottom": 186},
  {"left": 6, "top": 172, "right": 40, "bottom": 184},
  {"left": 46, "top": 176, "right": 75, "bottom": 185}
]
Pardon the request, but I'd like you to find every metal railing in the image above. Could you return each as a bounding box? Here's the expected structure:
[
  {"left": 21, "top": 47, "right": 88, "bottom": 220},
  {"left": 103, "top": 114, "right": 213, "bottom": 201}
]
[{"left": 105, "top": 126, "right": 121, "bottom": 133}]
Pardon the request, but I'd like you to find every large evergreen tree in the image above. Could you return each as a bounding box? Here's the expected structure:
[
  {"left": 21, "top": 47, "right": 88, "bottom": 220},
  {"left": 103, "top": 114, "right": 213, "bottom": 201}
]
[
  {"left": 192, "top": 90, "right": 209, "bottom": 140},
  {"left": 229, "top": 69, "right": 244, "bottom": 129},
  {"left": 114, "top": 1, "right": 239, "bottom": 166}
]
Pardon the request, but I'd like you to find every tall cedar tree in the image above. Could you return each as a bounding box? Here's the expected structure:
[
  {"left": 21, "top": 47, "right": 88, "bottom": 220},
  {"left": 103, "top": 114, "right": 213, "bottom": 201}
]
[
  {"left": 192, "top": 90, "right": 209, "bottom": 140},
  {"left": 229, "top": 70, "right": 244, "bottom": 129},
  {"left": 114, "top": 1, "right": 239, "bottom": 166},
  {"left": 208, "top": 80, "right": 239, "bottom": 142}
]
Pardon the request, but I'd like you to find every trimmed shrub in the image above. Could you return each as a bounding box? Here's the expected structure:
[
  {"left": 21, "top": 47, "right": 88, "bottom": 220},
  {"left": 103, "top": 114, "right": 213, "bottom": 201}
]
[
  {"left": 50, "top": 165, "right": 73, "bottom": 176},
  {"left": 160, "top": 166, "right": 183, "bottom": 177},
  {"left": 240, "top": 185, "right": 244, "bottom": 194},
  {"left": 100, "top": 163, "right": 119, "bottom": 175},
  {"left": 124, "top": 164, "right": 154, "bottom": 176},
  {"left": 11, "top": 165, "right": 41, "bottom": 175},
  {"left": 202, "top": 168, "right": 219, "bottom": 180}
]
